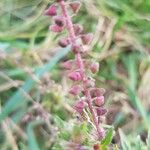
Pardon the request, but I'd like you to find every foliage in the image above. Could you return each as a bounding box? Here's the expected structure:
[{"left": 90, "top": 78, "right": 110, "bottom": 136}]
[{"left": 0, "top": 0, "right": 149, "bottom": 149}]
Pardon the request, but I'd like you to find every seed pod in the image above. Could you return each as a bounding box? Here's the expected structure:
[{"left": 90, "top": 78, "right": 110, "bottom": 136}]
[
  {"left": 44, "top": 5, "right": 57, "bottom": 16},
  {"left": 71, "top": 44, "right": 81, "bottom": 54},
  {"left": 84, "top": 77, "right": 95, "bottom": 88},
  {"left": 58, "top": 38, "right": 70, "bottom": 47},
  {"left": 96, "top": 107, "right": 107, "bottom": 116},
  {"left": 73, "top": 24, "right": 83, "bottom": 35},
  {"left": 74, "top": 100, "right": 86, "bottom": 113},
  {"left": 69, "top": 1, "right": 81, "bottom": 14},
  {"left": 69, "top": 85, "right": 82, "bottom": 95},
  {"left": 68, "top": 71, "right": 82, "bottom": 81},
  {"left": 49, "top": 24, "right": 64, "bottom": 32},
  {"left": 54, "top": 16, "right": 65, "bottom": 27},
  {"left": 61, "top": 60, "right": 74, "bottom": 70},
  {"left": 90, "top": 88, "right": 105, "bottom": 98},
  {"left": 94, "top": 96, "right": 104, "bottom": 106},
  {"left": 90, "top": 62, "right": 99, "bottom": 74},
  {"left": 80, "top": 33, "right": 93, "bottom": 45}
]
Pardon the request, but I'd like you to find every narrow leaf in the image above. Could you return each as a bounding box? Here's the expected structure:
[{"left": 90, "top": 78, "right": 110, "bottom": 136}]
[
  {"left": 27, "top": 120, "right": 43, "bottom": 150},
  {"left": 0, "top": 46, "right": 71, "bottom": 122},
  {"left": 146, "top": 130, "right": 150, "bottom": 149},
  {"left": 101, "top": 128, "right": 113, "bottom": 146},
  {"left": 119, "top": 129, "right": 131, "bottom": 150}
]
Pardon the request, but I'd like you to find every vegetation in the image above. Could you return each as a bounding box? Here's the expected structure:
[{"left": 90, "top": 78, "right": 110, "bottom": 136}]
[{"left": 0, "top": 0, "right": 149, "bottom": 149}]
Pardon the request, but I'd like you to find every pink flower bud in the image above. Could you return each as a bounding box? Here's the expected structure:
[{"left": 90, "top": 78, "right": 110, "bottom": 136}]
[
  {"left": 58, "top": 38, "right": 70, "bottom": 47},
  {"left": 96, "top": 107, "right": 107, "bottom": 116},
  {"left": 61, "top": 60, "right": 74, "bottom": 70},
  {"left": 74, "top": 100, "right": 86, "bottom": 113},
  {"left": 90, "top": 62, "right": 99, "bottom": 74},
  {"left": 90, "top": 88, "right": 105, "bottom": 98},
  {"left": 94, "top": 96, "right": 104, "bottom": 106},
  {"left": 80, "top": 33, "right": 93, "bottom": 45},
  {"left": 49, "top": 24, "right": 64, "bottom": 32},
  {"left": 84, "top": 77, "right": 95, "bottom": 88},
  {"left": 73, "top": 24, "right": 83, "bottom": 35},
  {"left": 54, "top": 16, "right": 65, "bottom": 27},
  {"left": 44, "top": 5, "right": 57, "bottom": 16},
  {"left": 69, "top": 1, "right": 81, "bottom": 14},
  {"left": 71, "top": 44, "right": 81, "bottom": 54},
  {"left": 68, "top": 71, "right": 82, "bottom": 81},
  {"left": 69, "top": 85, "right": 82, "bottom": 95}
]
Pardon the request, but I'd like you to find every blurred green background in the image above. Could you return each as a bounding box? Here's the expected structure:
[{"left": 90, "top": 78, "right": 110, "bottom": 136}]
[{"left": 0, "top": 0, "right": 150, "bottom": 149}]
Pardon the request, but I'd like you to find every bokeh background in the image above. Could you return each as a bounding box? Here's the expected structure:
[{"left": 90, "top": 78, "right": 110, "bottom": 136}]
[{"left": 0, "top": 0, "right": 150, "bottom": 149}]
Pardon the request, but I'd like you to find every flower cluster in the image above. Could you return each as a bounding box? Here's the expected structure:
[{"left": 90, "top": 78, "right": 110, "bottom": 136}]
[{"left": 44, "top": 0, "right": 107, "bottom": 140}]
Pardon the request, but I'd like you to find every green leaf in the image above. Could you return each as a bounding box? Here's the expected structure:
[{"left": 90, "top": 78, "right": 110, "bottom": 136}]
[
  {"left": 122, "top": 54, "right": 137, "bottom": 91},
  {"left": 27, "top": 120, "right": 43, "bottom": 150},
  {"left": 101, "top": 128, "right": 113, "bottom": 146},
  {"left": 52, "top": 144, "right": 63, "bottom": 150},
  {"left": 54, "top": 116, "right": 65, "bottom": 129},
  {"left": 146, "top": 130, "right": 150, "bottom": 149},
  {"left": 119, "top": 129, "right": 131, "bottom": 150},
  {"left": 0, "top": 46, "right": 71, "bottom": 123},
  {"left": 128, "top": 55, "right": 137, "bottom": 91},
  {"left": 127, "top": 87, "right": 149, "bottom": 129},
  {"left": 135, "top": 135, "right": 142, "bottom": 150},
  {"left": 18, "top": 142, "right": 28, "bottom": 150},
  {"left": 59, "top": 131, "right": 71, "bottom": 141},
  {"left": 122, "top": 54, "right": 149, "bottom": 129}
]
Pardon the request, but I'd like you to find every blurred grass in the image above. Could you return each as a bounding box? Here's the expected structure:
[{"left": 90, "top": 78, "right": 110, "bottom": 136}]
[
  {"left": 0, "top": 45, "right": 71, "bottom": 122},
  {"left": 0, "top": 0, "right": 150, "bottom": 149}
]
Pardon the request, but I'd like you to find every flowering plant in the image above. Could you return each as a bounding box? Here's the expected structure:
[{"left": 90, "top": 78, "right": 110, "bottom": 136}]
[{"left": 45, "top": 0, "right": 107, "bottom": 141}]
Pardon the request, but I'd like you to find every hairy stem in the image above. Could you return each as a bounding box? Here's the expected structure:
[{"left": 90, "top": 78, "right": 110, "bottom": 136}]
[{"left": 59, "top": 0, "right": 102, "bottom": 139}]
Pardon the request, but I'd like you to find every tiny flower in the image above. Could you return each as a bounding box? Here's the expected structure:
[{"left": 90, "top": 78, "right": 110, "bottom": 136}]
[
  {"left": 80, "top": 33, "right": 93, "bottom": 45},
  {"left": 96, "top": 107, "right": 107, "bottom": 116},
  {"left": 73, "top": 24, "right": 83, "bottom": 35},
  {"left": 69, "top": 1, "right": 81, "bottom": 14},
  {"left": 44, "top": 5, "right": 57, "bottom": 16},
  {"left": 68, "top": 71, "right": 82, "bottom": 81},
  {"left": 46, "top": 0, "right": 107, "bottom": 140},
  {"left": 49, "top": 24, "right": 64, "bottom": 32},
  {"left": 71, "top": 44, "right": 81, "bottom": 54},
  {"left": 58, "top": 38, "right": 70, "bottom": 47},
  {"left": 90, "top": 88, "right": 105, "bottom": 98},
  {"left": 61, "top": 60, "right": 74, "bottom": 70},
  {"left": 54, "top": 16, "right": 65, "bottom": 27},
  {"left": 90, "top": 62, "right": 99, "bottom": 74},
  {"left": 94, "top": 96, "right": 104, "bottom": 106},
  {"left": 84, "top": 77, "right": 95, "bottom": 88},
  {"left": 69, "top": 85, "right": 82, "bottom": 95},
  {"left": 74, "top": 100, "right": 86, "bottom": 113}
]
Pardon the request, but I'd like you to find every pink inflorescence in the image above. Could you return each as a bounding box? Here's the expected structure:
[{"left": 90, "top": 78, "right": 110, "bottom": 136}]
[{"left": 44, "top": 0, "right": 107, "bottom": 140}]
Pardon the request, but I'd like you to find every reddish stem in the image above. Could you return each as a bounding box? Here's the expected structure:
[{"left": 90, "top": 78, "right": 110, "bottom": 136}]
[{"left": 59, "top": 0, "right": 102, "bottom": 139}]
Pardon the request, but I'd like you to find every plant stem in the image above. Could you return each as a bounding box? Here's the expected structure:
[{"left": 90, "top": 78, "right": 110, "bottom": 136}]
[{"left": 59, "top": 0, "right": 102, "bottom": 139}]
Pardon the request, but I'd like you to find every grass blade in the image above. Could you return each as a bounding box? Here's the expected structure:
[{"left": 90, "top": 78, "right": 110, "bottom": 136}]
[
  {"left": 27, "top": 120, "right": 44, "bottom": 150},
  {"left": 101, "top": 127, "right": 113, "bottom": 146},
  {"left": 0, "top": 46, "right": 71, "bottom": 122}
]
